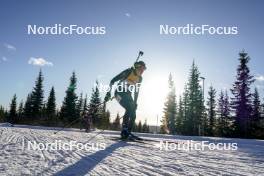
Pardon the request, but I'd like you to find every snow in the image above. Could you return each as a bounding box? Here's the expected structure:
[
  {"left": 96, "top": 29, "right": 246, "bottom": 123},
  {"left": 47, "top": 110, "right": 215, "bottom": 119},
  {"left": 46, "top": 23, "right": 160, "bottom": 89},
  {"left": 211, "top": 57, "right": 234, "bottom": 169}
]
[{"left": 0, "top": 124, "right": 264, "bottom": 175}]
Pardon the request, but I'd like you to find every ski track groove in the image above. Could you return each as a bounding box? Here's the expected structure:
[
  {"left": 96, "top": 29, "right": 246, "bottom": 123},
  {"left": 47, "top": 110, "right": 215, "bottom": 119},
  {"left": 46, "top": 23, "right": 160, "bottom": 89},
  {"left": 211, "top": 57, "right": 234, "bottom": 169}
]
[{"left": 1, "top": 125, "right": 264, "bottom": 175}]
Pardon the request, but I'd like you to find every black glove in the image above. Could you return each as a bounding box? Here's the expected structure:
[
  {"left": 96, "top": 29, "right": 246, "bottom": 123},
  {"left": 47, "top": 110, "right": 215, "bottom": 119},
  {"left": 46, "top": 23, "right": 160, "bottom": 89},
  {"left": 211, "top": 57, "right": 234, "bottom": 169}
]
[{"left": 104, "top": 92, "right": 111, "bottom": 102}]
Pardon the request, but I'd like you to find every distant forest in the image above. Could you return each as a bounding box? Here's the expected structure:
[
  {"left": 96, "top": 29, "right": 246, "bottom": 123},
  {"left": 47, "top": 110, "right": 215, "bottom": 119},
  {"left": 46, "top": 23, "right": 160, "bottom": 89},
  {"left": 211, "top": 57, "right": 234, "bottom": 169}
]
[
  {"left": 1, "top": 50, "right": 263, "bottom": 139},
  {"left": 161, "top": 50, "right": 264, "bottom": 139}
]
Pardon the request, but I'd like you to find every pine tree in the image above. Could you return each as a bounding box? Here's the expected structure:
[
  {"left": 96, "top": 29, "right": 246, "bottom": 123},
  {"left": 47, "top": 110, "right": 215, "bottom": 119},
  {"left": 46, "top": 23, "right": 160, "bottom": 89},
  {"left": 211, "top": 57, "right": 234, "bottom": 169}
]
[
  {"left": 31, "top": 70, "right": 44, "bottom": 119},
  {"left": 231, "top": 51, "right": 254, "bottom": 137},
  {"left": 184, "top": 62, "right": 205, "bottom": 135},
  {"left": 0, "top": 106, "right": 5, "bottom": 122},
  {"left": 82, "top": 94, "right": 88, "bottom": 116},
  {"left": 138, "top": 120, "right": 142, "bottom": 132},
  {"left": 17, "top": 101, "right": 24, "bottom": 122},
  {"left": 112, "top": 113, "right": 121, "bottom": 130},
  {"left": 46, "top": 87, "right": 56, "bottom": 122},
  {"left": 9, "top": 94, "right": 17, "bottom": 124},
  {"left": 76, "top": 93, "right": 83, "bottom": 118},
  {"left": 181, "top": 85, "right": 189, "bottom": 134},
  {"left": 60, "top": 72, "right": 78, "bottom": 122},
  {"left": 88, "top": 80, "right": 103, "bottom": 127},
  {"left": 23, "top": 93, "right": 33, "bottom": 120},
  {"left": 142, "top": 119, "right": 149, "bottom": 133},
  {"left": 251, "top": 88, "right": 261, "bottom": 137},
  {"left": 206, "top": 86, "right": 217, "bottom": 136},
  {"left": 162, "top": 74, "right": 177, "bottom": 134},
  {"left": 101, "top": 110, "right": 111, "bottom": 129},
  {"left": 176, "top": 96, "right": 184, "bottom": 134},
  {"left": 252, "top": 88, "right": 261, "bottom": 120}
]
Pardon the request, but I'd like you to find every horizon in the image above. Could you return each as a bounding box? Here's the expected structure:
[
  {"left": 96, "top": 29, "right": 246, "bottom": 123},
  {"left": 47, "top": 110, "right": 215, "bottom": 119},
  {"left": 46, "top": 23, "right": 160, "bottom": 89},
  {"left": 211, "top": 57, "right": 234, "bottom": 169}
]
[{"left": 1, "top": 0, "right": 264, "bottom": 125}]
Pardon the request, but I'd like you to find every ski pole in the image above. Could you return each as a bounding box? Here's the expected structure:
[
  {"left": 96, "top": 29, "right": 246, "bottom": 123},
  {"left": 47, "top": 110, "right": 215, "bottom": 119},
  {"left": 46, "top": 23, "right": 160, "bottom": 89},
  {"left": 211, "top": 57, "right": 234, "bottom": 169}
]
[{"left": 53, "top": 97, "right": 114, "bottom": 135}]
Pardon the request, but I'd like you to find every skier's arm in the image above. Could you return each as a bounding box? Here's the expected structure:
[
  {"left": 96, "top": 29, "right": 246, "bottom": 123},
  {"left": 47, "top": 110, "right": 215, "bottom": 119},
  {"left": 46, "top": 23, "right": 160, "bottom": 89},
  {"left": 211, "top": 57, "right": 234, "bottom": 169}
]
[
  {"left": 105, "top": 68, "right": 131, "bottom": 102},
  {"left": 109, "top": 68, "right": 131, "bottom": 88}
]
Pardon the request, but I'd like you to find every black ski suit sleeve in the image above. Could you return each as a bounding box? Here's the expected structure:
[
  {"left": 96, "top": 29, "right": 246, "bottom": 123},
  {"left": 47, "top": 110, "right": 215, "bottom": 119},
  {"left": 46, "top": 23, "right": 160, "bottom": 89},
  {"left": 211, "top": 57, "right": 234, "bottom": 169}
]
[{"left": 109, "top": 68, "right": 132, "bottom": 87}]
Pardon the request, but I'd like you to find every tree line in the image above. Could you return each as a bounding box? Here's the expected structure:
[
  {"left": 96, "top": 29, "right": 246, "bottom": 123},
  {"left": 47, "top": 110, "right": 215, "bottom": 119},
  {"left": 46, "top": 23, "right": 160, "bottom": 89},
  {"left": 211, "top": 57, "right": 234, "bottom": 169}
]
[
  {"left": 0, "top": 70, "right": 150, "bottom": 132},
  {"left": 161, "top": 51, "right": 264, "bottom": 139}
]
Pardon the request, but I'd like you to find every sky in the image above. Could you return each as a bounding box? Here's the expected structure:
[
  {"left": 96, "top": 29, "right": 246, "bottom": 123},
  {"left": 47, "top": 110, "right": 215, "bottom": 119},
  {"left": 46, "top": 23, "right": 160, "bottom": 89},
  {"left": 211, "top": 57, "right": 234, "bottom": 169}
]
[{"left": 1, "top": 0, "right": 264, "bottom": 125}]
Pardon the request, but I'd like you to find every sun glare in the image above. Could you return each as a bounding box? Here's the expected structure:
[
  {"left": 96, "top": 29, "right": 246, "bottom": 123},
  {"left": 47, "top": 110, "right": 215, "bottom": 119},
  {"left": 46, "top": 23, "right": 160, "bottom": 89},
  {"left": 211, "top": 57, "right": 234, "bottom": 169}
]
[{"left": 138, "top": 74, "right": 169, "bottom": 117}]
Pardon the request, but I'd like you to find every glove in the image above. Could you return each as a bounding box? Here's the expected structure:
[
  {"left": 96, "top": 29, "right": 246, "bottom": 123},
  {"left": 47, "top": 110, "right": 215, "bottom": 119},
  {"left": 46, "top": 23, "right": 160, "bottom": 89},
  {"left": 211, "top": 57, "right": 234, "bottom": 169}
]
[{"left": 104, "top": 92, "right": 111, "bottom": 102}]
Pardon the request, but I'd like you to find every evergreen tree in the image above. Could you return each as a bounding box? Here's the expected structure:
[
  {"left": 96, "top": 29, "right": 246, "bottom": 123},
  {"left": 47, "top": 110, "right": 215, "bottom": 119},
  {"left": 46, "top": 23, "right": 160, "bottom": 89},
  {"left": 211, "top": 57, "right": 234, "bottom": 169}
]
[
  {"left": 76, "top": 93, "right": 83, "bottom": 118},
  {"left": 60, "top": 72, "right": 78, "bottom": 122},
  {"left": 251, "top": 88, "right": 261, "bottom": 136},
  {"left": 181, "top": 85, "right": 189, "bottom": 134},
  {"left": 206, "top": 85, "right": 217, "bottom": 136},
  {"left": 88, "top": 80, "right": 103, "bottom": 127},
  {"left": 23, "top": 93, "right": 33, "bottom": 120},
  {"left": 184, "top": 62, "right": 205, "bottom": 135},
  {"left": 101, "top": 110, "right": 111, "bottom": 129},
  {"left": 112, "top": 113, "right": 121, "bottom": 130},
  {"left": 82, "top": 94, "right": 88, "bottom": 116},
  {"left": 142, "top": 119, "right": 149, "bottom": 133},
  {"left": 0, "top": 106, "right": 5, "bottom": 122},
  {"left": 231, "top": 51, "right": 254, "bottom": 137},
  {"left": 31, "top": 70, "right": 44, "bottom": 119},
  {"left": 176, "top": 96, "right": 184, "bottom": 134},
  {"left": 217, "top": 90, "right": 225, "bottom": 136},
  {"left": 162, "top": 74, "right": 177, "bottom": 134},
  {"left": 252, "top": 88, "right": 261, "bottom": 120},
  {"left": 9, "top": 94, "right": 17, "bottom": 124},
  {"left": 17, "top": 101, "right": 24, "bottom": 122},
  {"left": 46, "top": 87, "right": 56, "bottom": 122},
  {"left": 138, "top": 120, "right": 142, "bottom": 132}
]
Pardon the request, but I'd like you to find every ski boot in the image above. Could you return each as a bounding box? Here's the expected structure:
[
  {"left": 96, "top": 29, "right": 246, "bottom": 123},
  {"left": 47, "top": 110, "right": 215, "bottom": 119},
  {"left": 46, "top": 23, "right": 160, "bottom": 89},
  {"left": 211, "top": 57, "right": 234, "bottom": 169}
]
[{"left": 120, "top": 128, "right": 129, "bottom": 139}]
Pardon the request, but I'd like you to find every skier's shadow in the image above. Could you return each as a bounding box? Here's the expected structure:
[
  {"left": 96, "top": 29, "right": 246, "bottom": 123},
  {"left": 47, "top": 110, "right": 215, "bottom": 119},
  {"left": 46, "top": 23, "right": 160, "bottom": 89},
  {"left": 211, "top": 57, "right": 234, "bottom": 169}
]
[{"left": 54, "top": 141, "right": 131, "bottom": 176}]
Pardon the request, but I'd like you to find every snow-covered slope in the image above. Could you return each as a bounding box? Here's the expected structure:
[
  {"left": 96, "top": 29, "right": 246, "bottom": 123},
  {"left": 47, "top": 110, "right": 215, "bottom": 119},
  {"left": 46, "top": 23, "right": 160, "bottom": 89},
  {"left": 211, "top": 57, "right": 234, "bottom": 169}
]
[{"left": 0, "top": 124, "right": 263, "bottom": 176}]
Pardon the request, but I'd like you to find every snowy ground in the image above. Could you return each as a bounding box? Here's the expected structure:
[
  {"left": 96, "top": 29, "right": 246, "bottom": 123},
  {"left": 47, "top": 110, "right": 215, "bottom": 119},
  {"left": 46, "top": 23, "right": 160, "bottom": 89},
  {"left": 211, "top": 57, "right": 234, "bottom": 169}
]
[{"left": 0, "top": 123, "right": 264, "bottom": 176}]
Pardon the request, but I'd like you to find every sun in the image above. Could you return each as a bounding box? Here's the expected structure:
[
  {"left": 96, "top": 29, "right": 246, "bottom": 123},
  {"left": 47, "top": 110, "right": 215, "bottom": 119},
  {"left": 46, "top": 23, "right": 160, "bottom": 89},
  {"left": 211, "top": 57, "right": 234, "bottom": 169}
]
[{"left": 138, "top": 74, "right": 169, "bottom": 118}]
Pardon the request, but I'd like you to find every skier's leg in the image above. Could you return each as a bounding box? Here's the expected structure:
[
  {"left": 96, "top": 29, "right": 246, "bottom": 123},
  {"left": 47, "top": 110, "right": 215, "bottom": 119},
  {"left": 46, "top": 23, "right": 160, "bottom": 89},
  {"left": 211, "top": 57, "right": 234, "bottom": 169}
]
[
  {"left": 116, "top": 92, "right": 133, "bottom": 138},
  {"left": 127, "top": 102, "right": 136, "bottom": 133}
]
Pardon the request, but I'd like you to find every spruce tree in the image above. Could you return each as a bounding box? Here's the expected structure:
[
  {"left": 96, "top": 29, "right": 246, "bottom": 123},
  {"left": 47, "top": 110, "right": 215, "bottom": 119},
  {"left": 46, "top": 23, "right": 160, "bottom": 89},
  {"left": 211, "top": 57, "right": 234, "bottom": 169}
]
[
  {"left": 0, "top": 106, "right": 5, "bottom": 122},
  {"left": 185, "top": 62, "right": 205, "bottom": 135},
  {"left": 138, "top": 120, "right": 142, "bottom": 132},
  {"left": 88, "top": 80, "right": 103, "bottom": 127},
  {"left": 17, "top": 101, "right": 24, "bottom": 122},
  {"left": 252, "top": 88, "right": 261, "bottom": 120},
  {"left": 31, "top": 70, "right": 44, "bottom": 119},
  {"left": 206, "top": 86, "right": 217, "bottom": 136},
  {"left": 82, "top": 94, "right": 88, "bottom": 116},
  {"left": 231, "top": 51, "right": 254, "bottom": 137},
  {"left": 142, "top": 119, "right": 149, "bottom": 133},
  {"left": 60, "top": 72, "right": 78, "bottom": 122},
  {"left": 76, "top": 93, "right": 83, "bottom": 118},
  {"left": 251, "top": 88, "right": 261, "bottom": 136},
  {"left": 181, "top": 85, "right": 189, "bottom": 134},
  {"left": 100, "top": 110, "right": 111, "bottom": 129},
  {"left": 176, "top": 96, "right": 184, "bottom": 134},
  {"left": 112, "top": 113, "right": 121, "bottom": 130},
  {"left": 162, "top": 74, "right": 177, "bottom": 134},
  {"left": 46, "top": 87, "right": 56, "bottom": 122},
  {"left": 9, "top": 94, "right": 17, "bottom": 124},
  {"left": 23, "top": 93, "right": 33, "bottom": 120}
]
